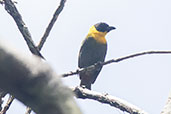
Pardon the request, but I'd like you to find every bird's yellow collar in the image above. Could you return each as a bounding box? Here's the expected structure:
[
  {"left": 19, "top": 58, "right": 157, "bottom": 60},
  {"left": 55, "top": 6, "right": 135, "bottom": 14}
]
[{"left": 86, "top": 26, "right": 107, "bottom": 44}]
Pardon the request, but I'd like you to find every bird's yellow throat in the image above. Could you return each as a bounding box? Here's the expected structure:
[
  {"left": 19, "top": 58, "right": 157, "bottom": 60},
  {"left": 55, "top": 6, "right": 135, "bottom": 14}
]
[{"left": 86, "top": 26, "right": 107, "bottom": 44}]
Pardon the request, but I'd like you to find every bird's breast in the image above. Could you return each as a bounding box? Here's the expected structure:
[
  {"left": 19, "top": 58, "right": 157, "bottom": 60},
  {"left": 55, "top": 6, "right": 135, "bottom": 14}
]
[{"left": 86, "top": 33, "right": 107, "bottom": 44}]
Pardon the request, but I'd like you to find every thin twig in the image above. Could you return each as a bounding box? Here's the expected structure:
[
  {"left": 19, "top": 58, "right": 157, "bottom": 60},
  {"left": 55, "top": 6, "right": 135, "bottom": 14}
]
[
  {"left": 62, "top": 50, "right": 171, "bottom": 77},
  {"left": 161, "top": 91, "right": 171, "bottom": 114},
  {"left": 0, "top": 95, "right": 14, "bottom": 114},
  {"left": 37, "top": 0, "right": 66, "bottom": 51},
  {"left": 71, "top": 87, "right": 148, "bottom": 114},
  {"left": 25, "top": 107, "right": 32, "bottom": 114},
  {"left": 4, "top": 0, "right": 44, "bottom": 59}
]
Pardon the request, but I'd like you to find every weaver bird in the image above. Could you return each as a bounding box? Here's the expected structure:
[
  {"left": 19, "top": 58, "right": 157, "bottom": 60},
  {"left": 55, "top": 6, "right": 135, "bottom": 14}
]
[{"left": 78, "top": 22, "right": 116, "bottom": 90}]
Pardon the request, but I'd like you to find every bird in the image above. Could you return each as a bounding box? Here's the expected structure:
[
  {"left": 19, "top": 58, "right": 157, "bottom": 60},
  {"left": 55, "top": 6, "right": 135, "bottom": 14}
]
[{"left": 78, "top": 22, "right": 116, "bottom": 90}]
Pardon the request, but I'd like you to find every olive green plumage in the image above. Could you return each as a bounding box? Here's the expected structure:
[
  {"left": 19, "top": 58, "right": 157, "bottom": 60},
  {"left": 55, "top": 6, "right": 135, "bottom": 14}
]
[{"left": 78, "top": 22, "right": 115, "bottom": 90}]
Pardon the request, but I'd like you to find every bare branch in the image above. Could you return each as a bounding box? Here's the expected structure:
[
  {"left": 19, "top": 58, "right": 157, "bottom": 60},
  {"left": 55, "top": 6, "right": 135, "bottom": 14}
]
[
  {"left": 62, "top": 50, "right": 171, "bottom": 77},
  {"left": 161, "top": 91, "right": 171, "bottom": 114},
  {"left": 0, "top": 41, "right": 81, "bottom": 114},
  {"left": 2, "top": 0, "right": 45, "bottom": 111},
  {"left": 37, "top": 0, "right": 66, "bottom": 51},
  {"left": 0, "top": 89, "right": 7, "bottom": 111},
  {"left": 4, "top": 0, "right": 44, "bottom": 59},
  {"left": 72, "top": 87, "right": 148, "bottom": 114},
  {"left": 0, "top": 95, "right": 14, "bottom": 114}
]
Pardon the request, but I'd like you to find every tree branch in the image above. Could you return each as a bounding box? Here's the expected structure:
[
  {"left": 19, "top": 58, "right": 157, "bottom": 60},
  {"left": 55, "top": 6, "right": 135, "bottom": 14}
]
[
  {"left": 0, "top": 89, "right": 7, "bottom": 111},
  {"left": 3, "top": 0, "right": 67, "bottom": 112},
  {"left": 72, "top": 87, "right": 148, "bottom": 114},
  {"left": 37, "top": 0, "right": 66, "bottom": 51},
  {"left": 4, "top": 0, "right": 44, "bottom": 59},
  {"left": 0, "top": 41, "right": 81, "bottom": 114},
  {"left": 0, "top": 95, "right": 14, "bottom": 114},
  {"left": 62, "top": 51, "right": 171, "bottom": 77},
  {"left": 161, "top": 91, "right": 171, "bottom": 114}
]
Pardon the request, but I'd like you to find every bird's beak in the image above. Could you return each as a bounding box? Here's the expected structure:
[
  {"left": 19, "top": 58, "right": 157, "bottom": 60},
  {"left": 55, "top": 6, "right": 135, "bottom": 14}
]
[{"left": 107, "top": 26, "right": 116, "bottom": 32}]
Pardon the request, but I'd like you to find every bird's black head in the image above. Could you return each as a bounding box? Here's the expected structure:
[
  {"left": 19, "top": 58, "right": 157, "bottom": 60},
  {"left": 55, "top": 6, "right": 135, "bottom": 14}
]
[{"left": 94, "top": 22, "right": 116, "bottom": 33}]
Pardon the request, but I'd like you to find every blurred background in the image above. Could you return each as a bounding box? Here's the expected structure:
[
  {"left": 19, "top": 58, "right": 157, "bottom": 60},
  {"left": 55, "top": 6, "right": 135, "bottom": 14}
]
[{"left": 0, "top": 0, "right": 171, "bottom": 113}]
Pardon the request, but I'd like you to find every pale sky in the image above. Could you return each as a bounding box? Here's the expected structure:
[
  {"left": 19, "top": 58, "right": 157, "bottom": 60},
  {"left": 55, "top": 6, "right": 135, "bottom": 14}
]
[{"left": 0, "top": 0, "right": 171, "bottom": 114}]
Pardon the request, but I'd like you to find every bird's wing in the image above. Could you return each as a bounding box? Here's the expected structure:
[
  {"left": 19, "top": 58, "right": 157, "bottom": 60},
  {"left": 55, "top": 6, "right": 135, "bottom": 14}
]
[
  {"left": 78, "top": 37, "right": 94, "bottom": 68},
  {"left": 78, "top": 37, "right": 107, "bottom": 84}
]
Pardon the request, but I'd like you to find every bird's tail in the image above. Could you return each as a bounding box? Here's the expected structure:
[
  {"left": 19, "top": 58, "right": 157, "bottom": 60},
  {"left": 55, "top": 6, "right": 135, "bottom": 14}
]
[{"left": 80, "top": 80, "right": 91, "bottom": 90}]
